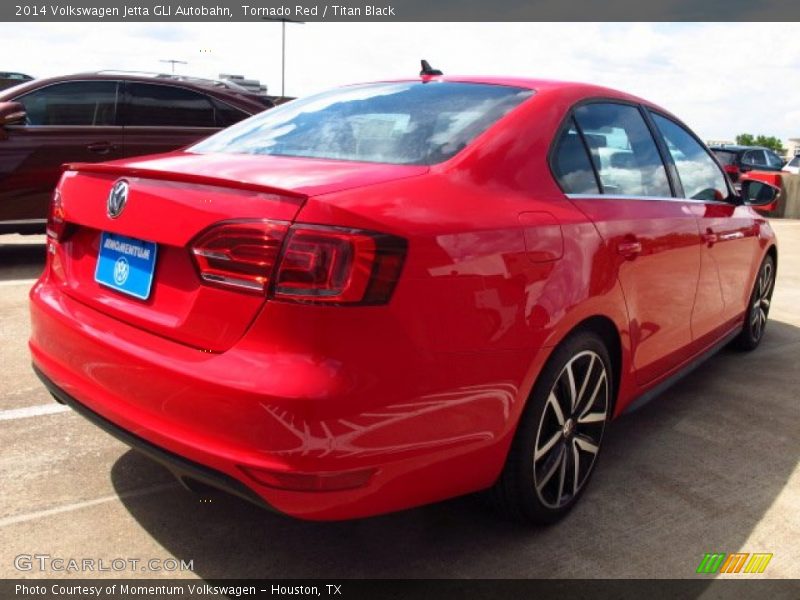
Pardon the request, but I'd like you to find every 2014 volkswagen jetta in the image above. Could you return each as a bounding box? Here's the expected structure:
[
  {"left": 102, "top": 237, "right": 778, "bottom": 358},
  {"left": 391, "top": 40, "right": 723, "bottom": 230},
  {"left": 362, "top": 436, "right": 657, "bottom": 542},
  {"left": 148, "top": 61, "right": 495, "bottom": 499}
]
[{"left": 29, "top": 73, "right": 778, "bottom": 522}]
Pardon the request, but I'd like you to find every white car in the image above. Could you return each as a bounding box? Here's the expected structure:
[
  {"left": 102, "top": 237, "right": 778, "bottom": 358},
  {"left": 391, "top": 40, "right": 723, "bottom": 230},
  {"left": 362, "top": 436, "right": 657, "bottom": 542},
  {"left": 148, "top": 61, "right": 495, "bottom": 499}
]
[{"left": 783, "top": 155, "right": 800, "bottom": 175}]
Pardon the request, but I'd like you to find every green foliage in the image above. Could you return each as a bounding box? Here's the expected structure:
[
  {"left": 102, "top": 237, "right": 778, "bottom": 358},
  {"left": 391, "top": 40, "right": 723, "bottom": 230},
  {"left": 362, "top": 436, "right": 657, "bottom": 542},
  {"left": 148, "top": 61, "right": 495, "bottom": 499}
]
[{"left": 735, "top": 133, "right": 785, "bottom": 154}]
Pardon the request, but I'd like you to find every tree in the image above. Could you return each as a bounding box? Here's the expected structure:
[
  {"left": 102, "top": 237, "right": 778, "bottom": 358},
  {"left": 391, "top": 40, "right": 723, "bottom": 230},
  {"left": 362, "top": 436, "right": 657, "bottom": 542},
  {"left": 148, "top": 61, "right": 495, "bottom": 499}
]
[
  {"left": 754, "top": 135, "right": 785, "bottom": 155},
  {"left": 735, "top": 133, "right": 785, "bottom": 154}
]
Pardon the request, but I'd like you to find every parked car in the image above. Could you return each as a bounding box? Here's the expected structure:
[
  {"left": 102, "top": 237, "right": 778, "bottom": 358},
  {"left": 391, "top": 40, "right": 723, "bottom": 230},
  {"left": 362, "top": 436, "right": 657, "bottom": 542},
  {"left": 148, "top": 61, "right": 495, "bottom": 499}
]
[
  {"left": 710, "top": 144, "right": 786, "bottom": 185},
  {"left": 0, "top": 71, "right": 34, "bottom": 91},
  {"left": 783, "top": 154, "right": 800, "bottom": 175},
  {"left": 0, "top": 71, "right": 272, "bottom": 233},
  {"left": 30, "top": 73, "right": 779, "bottom": 523}
]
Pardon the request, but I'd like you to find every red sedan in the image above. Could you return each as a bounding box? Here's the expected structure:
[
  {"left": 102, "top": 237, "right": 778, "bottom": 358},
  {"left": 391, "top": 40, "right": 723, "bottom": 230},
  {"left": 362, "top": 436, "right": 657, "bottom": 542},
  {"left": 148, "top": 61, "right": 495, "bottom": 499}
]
[{"left": 29, "top": 73, "right": 778, "bottom": 523}]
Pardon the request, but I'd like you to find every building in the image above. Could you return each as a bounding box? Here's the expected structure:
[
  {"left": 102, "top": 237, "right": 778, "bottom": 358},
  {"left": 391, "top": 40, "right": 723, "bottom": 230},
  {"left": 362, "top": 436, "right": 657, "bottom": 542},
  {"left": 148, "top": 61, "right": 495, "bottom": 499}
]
[
  {"left": 219, "top": 73, "right": 268, "bottom": 95},
  {"left": 784, "top": 138, "right": 800, "bottom": 158}
]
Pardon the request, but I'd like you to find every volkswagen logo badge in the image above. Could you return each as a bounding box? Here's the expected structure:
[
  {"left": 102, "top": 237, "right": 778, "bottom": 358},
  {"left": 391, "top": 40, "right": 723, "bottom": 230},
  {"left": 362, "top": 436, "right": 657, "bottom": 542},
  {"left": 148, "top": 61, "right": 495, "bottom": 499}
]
[{"left": 107, "top": 179, "right": 129, "bottom": 219}]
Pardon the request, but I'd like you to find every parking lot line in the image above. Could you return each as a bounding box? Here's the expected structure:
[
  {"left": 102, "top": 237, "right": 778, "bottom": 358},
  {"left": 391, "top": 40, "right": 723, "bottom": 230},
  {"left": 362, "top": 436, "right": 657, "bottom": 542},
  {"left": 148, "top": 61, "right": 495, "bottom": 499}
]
[
  {"left": 0, "top": 483, "right": 178, "bottom": 528},
  {"left": 0, "top": 403, "right": 70, "bottom": 421},
  {"left": 0, "top": 278, "right": 37, "bottom": 287}
]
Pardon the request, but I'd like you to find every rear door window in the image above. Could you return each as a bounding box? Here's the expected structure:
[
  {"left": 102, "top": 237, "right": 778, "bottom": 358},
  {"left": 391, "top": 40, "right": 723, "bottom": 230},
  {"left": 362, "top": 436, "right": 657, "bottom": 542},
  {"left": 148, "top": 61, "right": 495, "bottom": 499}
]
[
  {"left": 211, "top": 98, "right": 250, "bottom": 128},
  {"left": 572, "top": 103, "right": 671, "bottom": 197},
  {"left": 712, "top": 150, "right": 737, "bottom": 166},
  {"left": 16, "top": 81, "right": 118, "bottom": 126},
  {"left": 124, "top": 83, "right": 216, "bottom": 127},
  {"left": 742, "top": 149, "right": 767, "bottom": 167},
  {"left": 650, "top": 113, "right": 729, "bottom": 201},
  {"left": 765, "top": 151, "right": 783, "bottom": 169}
]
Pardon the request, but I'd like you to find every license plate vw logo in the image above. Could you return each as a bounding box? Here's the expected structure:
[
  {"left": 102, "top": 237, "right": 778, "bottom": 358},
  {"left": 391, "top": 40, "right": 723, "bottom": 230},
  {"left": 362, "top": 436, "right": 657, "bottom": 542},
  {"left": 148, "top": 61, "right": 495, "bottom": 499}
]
[{"left": 113, "top": 256, "right": 130, "bottom": 285}]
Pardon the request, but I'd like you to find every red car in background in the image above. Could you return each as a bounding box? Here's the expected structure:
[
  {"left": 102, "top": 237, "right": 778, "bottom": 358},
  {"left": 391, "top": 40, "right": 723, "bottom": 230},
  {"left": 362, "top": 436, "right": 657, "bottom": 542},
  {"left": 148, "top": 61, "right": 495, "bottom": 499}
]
[
  {"left": 710, "top": 144, "right": 786, "bottom": 186},
  {"left": 29, "top": 73, "right": 779, "bottom": 523},
  {"left": 0, "top": 71, "right": 272, "bottom": 233}
]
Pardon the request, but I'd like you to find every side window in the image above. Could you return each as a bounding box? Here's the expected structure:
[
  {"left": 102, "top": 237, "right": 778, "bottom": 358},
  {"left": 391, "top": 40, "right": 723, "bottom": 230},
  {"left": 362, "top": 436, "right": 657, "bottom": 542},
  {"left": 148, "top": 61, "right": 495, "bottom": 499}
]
[
  {"left": 211, "top": 98, "right": 250, "bottom": 128},
  {"left": 650, "top": 113, "right": 729, "bottom": 201},
  {"left": 765, "top": 151, "right": 783, "bottom": 169},
  {"left": 551, "top": 118, "right": 599, "bottom": 194},
  {"left": 16, "top": 81, "right": 118, "bottom": 126},
  {"left": 573, "top": 103, "right": 671, "bottom": 197},
  {"left": 125, "top": 83, "right": 215, "bottom": 127},
  {"left": 743, "top": 150, "right": 766, "bottom": 167}
]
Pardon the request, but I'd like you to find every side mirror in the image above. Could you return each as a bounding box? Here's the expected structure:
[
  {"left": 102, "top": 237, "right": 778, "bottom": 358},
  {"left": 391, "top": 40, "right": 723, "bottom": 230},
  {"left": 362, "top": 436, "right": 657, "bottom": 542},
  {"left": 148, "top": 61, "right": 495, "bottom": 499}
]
[
  {"left": 739, "top": 164, "right": 753, "bottom": 173},
  {"left": 0, "top": 101, "right": 26, "bottom": 127},
  {"left": 740, "top": 179, "right": 780, "bottom": 212}
]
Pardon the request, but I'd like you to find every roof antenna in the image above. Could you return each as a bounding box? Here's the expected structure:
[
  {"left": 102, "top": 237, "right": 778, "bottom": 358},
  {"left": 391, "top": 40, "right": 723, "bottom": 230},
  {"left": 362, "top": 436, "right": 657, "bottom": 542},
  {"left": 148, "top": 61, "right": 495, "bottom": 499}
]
[{"left": 420, "top": 60, "right": 443, "bottom": 77}]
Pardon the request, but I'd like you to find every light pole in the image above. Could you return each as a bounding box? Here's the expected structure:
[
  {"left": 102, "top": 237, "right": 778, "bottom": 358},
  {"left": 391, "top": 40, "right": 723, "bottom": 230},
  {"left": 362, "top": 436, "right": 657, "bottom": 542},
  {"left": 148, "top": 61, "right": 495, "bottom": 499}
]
[
  {"left": 262, "top": 17, "right": 304, "bottom": 97},
  {"left": 159, "top": 59, "right": 187, "bottom": 74}
]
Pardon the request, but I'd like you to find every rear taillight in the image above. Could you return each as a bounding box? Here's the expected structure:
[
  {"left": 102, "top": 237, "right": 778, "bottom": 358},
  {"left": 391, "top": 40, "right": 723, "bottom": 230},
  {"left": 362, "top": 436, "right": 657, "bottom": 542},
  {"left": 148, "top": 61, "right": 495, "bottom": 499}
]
[
  {"left": 190, "top": 221, "right": 407, "bottom": 304},
  {"left": 273, "top": 226, "right": 406, "bottom": 304},
  {"left": 190, "top": 220, "right": 289, "bottom": 294},
  {"left": 46, "top": 189, "right": 66, "bottom": 241}
]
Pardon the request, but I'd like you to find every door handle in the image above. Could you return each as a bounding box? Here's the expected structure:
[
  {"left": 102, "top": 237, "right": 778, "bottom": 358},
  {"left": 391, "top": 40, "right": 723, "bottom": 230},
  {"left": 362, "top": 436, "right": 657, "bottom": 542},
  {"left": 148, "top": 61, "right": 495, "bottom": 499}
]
[
  {"left": 617, "top": 239, "right": 642, "bottom": 259},
  {"left": 87, "top": 141, "right": 114, "bottom": 154},
  {"left": 701, "top": 229, "right": 718, "bottom": 246}
]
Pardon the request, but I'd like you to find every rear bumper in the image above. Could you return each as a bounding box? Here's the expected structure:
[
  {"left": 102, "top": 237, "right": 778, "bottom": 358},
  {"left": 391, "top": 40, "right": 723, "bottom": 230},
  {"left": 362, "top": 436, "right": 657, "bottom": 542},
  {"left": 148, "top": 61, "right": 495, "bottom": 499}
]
[
  {"left": 29, "top": 278, "right": 532, "bottom": 520},
  {"left": 34, "top": 364, "right": 273, "bottom": 511}
]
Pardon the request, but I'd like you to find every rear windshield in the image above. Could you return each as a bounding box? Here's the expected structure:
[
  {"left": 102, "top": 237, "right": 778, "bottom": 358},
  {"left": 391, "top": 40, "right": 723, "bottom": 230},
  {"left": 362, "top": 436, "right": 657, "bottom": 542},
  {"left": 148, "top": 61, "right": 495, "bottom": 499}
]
[
  {"left": 190, "top": 82, "right": 534, "bottom": 165},
  {"left": 789, "top": 156, "right": 800, "bottom": 167},
  {"left": 712, "top": 150, "right": 737, "bottom": 166}
]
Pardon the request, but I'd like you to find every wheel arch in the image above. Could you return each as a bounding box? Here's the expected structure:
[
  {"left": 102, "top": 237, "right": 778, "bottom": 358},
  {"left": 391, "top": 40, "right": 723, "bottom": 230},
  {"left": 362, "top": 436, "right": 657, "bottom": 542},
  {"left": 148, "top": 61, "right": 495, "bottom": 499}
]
[
  {"left": 524, "top": 313, "right": 624, "bottom": 421},
  {"left": 766, "top": 243, "right": 778, "bottom": 272},
  {"left": 566, "top": 315, "right": 623, "bottom": 417}
]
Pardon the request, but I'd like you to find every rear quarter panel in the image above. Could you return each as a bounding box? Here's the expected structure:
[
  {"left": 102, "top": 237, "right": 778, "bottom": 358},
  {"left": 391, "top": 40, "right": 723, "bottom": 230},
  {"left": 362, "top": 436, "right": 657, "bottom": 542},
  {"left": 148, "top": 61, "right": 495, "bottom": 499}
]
[{"left": 288, "top": 88, "right": 635, "bottom": 493}]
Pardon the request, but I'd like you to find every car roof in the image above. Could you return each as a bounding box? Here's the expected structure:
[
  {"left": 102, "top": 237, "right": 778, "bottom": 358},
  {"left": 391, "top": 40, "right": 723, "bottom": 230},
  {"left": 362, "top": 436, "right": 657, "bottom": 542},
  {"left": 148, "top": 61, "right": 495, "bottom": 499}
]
[
  {"left": 709, "top": 145, "right": 773, "bottom": 152},
  {"left": 350, "top": 75, "right": 677, "bottom": 114}
]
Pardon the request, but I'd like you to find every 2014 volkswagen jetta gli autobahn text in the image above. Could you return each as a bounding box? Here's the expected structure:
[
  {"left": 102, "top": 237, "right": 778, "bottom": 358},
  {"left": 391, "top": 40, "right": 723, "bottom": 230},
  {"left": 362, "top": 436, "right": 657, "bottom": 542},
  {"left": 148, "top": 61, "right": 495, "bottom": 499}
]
[{"left": 29, "top": 72, "right": 779, "bottom": 523}]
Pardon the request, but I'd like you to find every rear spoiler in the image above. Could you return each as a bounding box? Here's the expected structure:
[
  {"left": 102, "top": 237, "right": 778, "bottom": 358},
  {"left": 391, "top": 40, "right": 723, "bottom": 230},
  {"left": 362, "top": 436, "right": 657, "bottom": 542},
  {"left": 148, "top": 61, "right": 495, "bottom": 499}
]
[{"left": 62, "top": 161, "right": 306, "bottom": 200}]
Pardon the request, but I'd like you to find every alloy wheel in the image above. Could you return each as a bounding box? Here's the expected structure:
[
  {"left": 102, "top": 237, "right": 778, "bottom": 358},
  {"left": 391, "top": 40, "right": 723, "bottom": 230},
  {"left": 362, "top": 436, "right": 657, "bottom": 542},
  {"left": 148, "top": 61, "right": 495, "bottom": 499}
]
[
  {"left": 533, "top": 350, "right": 609, "bottom": 509},
  {"left": 751, "top": 261, "right": 773, "bottom": 342}
]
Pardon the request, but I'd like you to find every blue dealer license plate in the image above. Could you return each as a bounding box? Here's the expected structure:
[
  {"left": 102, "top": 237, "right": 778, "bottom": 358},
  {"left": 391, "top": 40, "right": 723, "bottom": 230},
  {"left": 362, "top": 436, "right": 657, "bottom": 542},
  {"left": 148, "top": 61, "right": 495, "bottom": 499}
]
[{"left": 95, "top": 232, "right": 158, "bottom": 300}]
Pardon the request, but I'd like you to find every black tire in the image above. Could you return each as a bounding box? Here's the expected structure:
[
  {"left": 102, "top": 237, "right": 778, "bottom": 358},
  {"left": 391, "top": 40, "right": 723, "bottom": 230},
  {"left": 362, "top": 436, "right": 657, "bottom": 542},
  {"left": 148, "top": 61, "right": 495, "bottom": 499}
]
[
  {"left": 491, "top": 331, "right": 612, "bottom": 524},
  {"left": 733, "top": 254, "right": 775, "bottom": 351}
]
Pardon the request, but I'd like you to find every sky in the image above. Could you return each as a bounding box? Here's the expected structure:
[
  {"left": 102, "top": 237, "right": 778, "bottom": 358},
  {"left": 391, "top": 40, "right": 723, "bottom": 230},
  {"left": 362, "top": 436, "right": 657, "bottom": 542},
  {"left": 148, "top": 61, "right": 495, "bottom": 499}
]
[{"left": 1, "top": 22, "right": 799, "bottom": 142}]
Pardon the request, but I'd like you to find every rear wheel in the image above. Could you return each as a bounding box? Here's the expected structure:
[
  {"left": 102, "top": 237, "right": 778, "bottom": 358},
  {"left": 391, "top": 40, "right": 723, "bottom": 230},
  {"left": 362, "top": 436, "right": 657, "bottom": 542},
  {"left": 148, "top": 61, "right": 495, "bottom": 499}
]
[
  {"left": 734, "top": 255, "right": 775, "bottom": 351},
  {"left": 491, "top": 331, "right": 612, "bottom": 524}
]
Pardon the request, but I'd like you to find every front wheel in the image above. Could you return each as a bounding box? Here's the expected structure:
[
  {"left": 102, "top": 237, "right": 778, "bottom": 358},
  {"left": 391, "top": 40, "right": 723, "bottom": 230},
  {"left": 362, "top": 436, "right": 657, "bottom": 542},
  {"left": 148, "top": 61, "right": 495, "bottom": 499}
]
[
  {"left": 733, "top": 255, "right": 775, "bottom": 351},
  {"left": 491, "top": 331, "right": 612, "bottom": 524}
]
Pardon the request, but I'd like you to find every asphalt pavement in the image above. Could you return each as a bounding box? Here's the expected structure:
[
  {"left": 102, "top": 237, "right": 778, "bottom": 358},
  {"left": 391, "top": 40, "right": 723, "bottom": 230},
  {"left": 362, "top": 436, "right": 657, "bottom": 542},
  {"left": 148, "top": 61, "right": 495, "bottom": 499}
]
[{"left": 1, "top": 223, "right": 798, "bottom": 580}]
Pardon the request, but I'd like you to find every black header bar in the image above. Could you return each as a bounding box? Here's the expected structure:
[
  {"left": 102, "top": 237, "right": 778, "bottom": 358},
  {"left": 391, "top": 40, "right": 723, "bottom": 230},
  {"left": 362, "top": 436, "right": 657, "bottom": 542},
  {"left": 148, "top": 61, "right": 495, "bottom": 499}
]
[{"left": 4, "top": 0, "right": 800, "bottom": 22}]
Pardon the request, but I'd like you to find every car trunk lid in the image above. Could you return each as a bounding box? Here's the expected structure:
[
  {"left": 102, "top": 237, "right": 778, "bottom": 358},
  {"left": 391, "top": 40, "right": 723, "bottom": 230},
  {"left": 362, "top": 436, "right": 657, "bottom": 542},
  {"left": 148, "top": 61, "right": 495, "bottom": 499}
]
[{"left": 49, "top": 153, "right": 427, "bottom": 351}]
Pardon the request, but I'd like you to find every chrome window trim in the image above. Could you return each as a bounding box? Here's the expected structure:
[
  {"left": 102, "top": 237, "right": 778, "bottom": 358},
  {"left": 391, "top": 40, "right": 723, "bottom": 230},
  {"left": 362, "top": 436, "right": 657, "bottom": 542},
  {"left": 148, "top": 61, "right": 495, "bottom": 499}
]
[
  {"left": 4, "top": 125, "right": 124, "bottom": 130},
  {"left": 119, "top": 125, "right": 219, "bottom": 130},
  {"left": 565, "top": 193, "right": 732, "bottom": 206},
  {"left": 10, "top": 78, "right": 121, "bottom": 101}
]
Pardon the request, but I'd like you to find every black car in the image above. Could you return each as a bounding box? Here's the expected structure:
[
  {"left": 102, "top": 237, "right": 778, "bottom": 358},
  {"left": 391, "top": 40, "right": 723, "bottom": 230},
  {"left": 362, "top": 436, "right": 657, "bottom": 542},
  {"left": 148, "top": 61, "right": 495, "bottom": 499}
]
[
  {"left": 0, "top": 71, "right": 33, "bottom": 91},
  {"left": 710, "top": 145, "right": 786, "bottom": 184}
]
